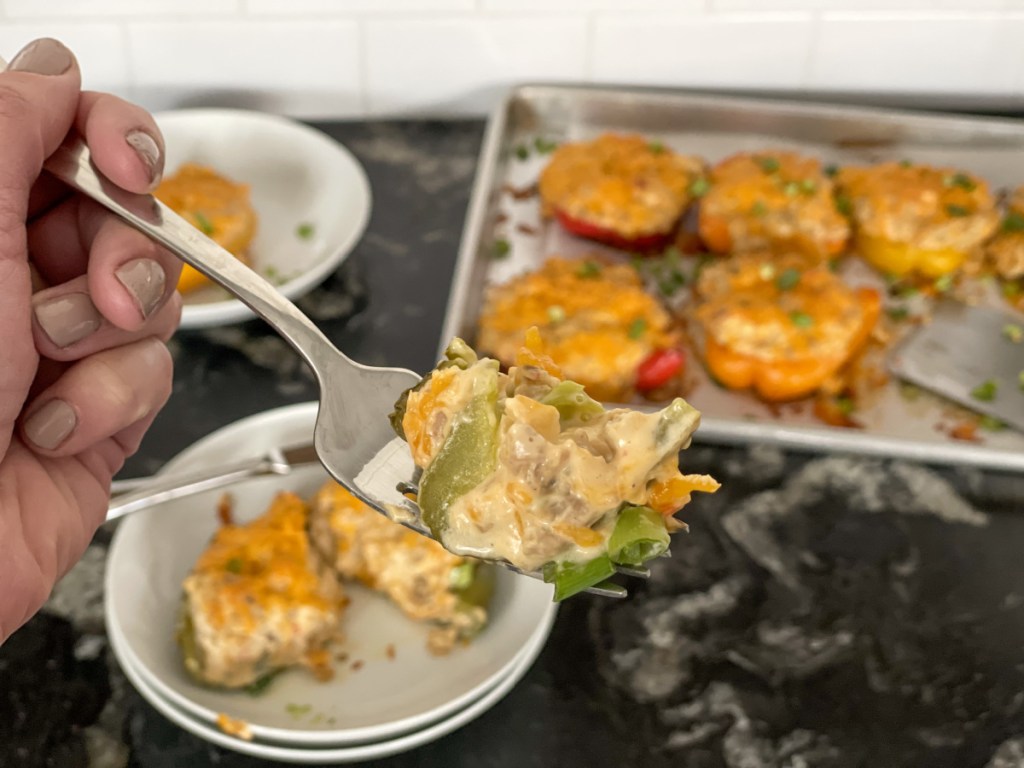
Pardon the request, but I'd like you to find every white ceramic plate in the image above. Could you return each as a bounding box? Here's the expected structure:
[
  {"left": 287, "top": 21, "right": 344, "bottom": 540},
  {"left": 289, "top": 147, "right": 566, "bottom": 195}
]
[
  {"left": 155, "top": 109, "right": 372, "bottom": 329},
  {"left": 108, "top": 603, "right": 553, "bottom": 764},
  {"left": 105, "top": 402, "right": 557, "bottom": 747}
]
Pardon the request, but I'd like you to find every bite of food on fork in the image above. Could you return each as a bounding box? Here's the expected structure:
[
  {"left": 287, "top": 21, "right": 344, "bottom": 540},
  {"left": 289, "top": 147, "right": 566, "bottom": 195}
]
[{"left": 388, "top": 329, "right": 719, "bottom": 600}]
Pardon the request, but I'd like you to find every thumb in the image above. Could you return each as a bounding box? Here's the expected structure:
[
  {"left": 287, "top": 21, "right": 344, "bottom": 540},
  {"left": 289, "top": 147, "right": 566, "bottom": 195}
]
[{"left": 0, "top": 38, "right": 82, "bottom": 458}]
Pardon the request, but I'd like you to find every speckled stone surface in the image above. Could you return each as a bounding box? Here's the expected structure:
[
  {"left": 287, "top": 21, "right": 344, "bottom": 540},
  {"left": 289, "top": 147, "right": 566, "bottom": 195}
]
[{"left": 3, "top": 120, "right": 1024, "bottom": 768}]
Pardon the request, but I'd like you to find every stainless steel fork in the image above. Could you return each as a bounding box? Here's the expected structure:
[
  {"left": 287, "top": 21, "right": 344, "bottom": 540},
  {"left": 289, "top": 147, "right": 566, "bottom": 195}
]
[{"left": 44, "top": 135, "right": 640, "bottom": 597}]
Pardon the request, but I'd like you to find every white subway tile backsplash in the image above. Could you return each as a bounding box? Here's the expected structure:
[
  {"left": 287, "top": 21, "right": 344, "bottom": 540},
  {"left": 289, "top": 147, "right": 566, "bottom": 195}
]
[
  {"left": 125, "top": 21, "right": 362, "bottom": 118},
  {"left": 0, "top": 24, "right": 127, "bottom": 93},
  {"left": 482, "top": 0, "right": 704, "bottom": 11},
  {"left": 4, "top": 0, "right": 240, "bottom": 17},
  {"left": 592, "top": 13, "right": 814, "bottom": 89},
  {"left": 809, "top": 13, "right": 1022, "bottom": 95},
  {"left": 247, "top": 0, "right": 474, "bottom": 14},
  {"left": 364, "top": 17, "right": 588, "bottom": 115},
  {"left": 712, "top": 0, "right": 1008, "bottom": 10}
]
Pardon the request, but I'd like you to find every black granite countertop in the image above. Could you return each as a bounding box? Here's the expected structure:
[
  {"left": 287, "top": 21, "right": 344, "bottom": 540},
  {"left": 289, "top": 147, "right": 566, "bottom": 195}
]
[{"left": 3, "top": 119, "right": 1024, "bottom": 768}]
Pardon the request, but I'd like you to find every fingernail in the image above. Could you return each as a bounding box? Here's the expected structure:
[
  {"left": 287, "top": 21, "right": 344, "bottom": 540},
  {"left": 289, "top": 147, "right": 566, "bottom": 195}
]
[
  {"left": 24, "top": 400, "right": 76, "bottom": 451},
  {"left": 126, "top": 130, "right": 162, "bottom": 188},
  {"left": 116, "top": 259, "right": 166, "bottom": 319},
  {"left": 9, "top": 38, "right": 73, "bottom": 76},
  {"left": 34, "top": 292, "right": 102, "bottom": 348}
]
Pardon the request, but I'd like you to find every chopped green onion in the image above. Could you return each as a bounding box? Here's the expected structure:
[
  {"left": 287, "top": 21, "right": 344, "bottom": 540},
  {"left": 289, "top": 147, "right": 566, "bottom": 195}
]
[
  {"left": 758, "top": 263, "right": 776, "bottom": 281},
  {"left": 800, "top": 178, "right": 818, "bottom": 195},
  {"left": 899, "top": 159, "right": 913, "bottom": 168},
  {"left": 286, "top": 703, "right": 312, "bottom": 718},
  {"left": 492, "top": 239, "right": 511, "bottom": 259},
  {"left": 608, "top": 506, "right": 671, "bottom": 566},
  {"left": 834, "top": 194, "right": 853, "bottom": 217},
  {"left": 628, "top": 318, "right": 647, "bottom": 339},
  {"left": 244, "top": 672, "right": 279, "bottom": 696},
  {"left": 783, "top": 181, "right": 801, "bottom": 197},
  {"left": 972, "top": 379, "right": 998, "bottom": 401},
  {"left": 648, "top": 141, "right": 665, "bottom": 154},
  {"left": 576, "top": 260, "right": 602, "bottom": 279},
  {"left": 835, "top": 396, "right": 855, "bottom": 416},
  {"left": 827, "top": 258, "right": 841, "bottom": 273},
  {"left": 1003, "top": 280, "right": 1022, "bottom": 298},
  {"left": 755, "top": 156, "right": 780, "bottom": 174},
  {"left": 886, "top": 306, "right": 910, "bottom": 322},
  {"left": 1003, "top": 212, "right": 1024, "bottom": 233},
  {"left": 689, "top": 177, "right": 711, "bottom": 198},
  {"left": 945, "top": 204, "right": 970, "bottom": 218},
  {"left": 193, "top": 212, "right": 215, "bottom": 235},
  {"left": 824, "top": 164, "right": 839, "bottom": 178},
  {"left": 547, "top": 305, "right": 566, "bottom": 324},
  {"left": 226, "top": 557, "right": 243, "bottom": 574},
  {"left": 540, "top": 380, "right": 604, "bottom": 425},
  {"left": 1003, "top": 324, "right": 1023, "bottom": 343},
  {"left": 514, "top": 144, "right": 529, "bottom": 161},
  {"left": 1019, "top": 370, "right": 1024, "bottom": 390},
  {"left": 775, "top": 267, "right": 801, "bottom": 291},
  {"left": 543, "top": 556, "right": 617, "bottom": 602},
  {"left": 790, "top": 310, "right": 814, "bottom": 328},
  {"left": 934, "top": 274, "right": 954, "bottom": 293},
  {"left": 944, "top": 172, "right": 977, "bottom": 191},
  {"left": 296, "top": 222, "right": 315, "bottom": 240},
  {"left": 979, "top": 415, "right": 1005, "bottom": 431},
  {"left": 534, "top": 137, "right": 558, "bottom": 154}
]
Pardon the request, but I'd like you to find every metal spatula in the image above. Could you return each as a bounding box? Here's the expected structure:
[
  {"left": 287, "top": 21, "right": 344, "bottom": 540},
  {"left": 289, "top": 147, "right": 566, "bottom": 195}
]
[{"left": 888, "top": 299, "right": 1024, "bottom": 431}]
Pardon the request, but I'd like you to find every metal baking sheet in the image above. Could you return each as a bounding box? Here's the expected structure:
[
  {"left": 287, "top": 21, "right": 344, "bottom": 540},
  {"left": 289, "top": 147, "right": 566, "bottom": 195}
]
[{"left": 442, "top": 83, "right": 1024, "bottom": 473}]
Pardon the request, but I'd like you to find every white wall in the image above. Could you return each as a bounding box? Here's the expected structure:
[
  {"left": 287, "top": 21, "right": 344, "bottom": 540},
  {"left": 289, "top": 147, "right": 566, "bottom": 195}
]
[{"left": 2, "top": 1, "right": 1024, "bottom": 119}]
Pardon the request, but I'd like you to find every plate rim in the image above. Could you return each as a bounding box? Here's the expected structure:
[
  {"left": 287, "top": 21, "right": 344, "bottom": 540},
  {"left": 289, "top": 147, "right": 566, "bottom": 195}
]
[
  {"left": 155, "top": 107, "right": 372, "bottom": 330},
  {"left": 105, "top": 401, "right": 558, "bottom": 746}
]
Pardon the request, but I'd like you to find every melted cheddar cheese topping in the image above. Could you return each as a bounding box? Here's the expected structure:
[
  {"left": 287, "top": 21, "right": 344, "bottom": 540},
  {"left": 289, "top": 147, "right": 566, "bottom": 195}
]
[
  {"left": 477, "top": 257, "right": 680, "bottom": 402},
  {"left": 539, "top": 133, "right": 702, "bottom": 238}
]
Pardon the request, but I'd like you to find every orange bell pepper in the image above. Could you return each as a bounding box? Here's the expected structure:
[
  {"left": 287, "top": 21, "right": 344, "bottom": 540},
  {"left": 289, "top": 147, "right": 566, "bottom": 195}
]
[{"left": 703, "top": 287, "right": 881, "bottom": 402}]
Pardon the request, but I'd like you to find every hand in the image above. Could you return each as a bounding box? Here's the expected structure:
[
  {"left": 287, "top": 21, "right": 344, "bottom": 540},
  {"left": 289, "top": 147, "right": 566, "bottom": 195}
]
[{"left": 0, "top": 38, "right": 183, "bottom": 642}]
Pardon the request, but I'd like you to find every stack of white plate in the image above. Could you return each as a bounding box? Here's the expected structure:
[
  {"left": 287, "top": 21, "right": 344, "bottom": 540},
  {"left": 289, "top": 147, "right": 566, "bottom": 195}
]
[{"left": 104, "top": 403, "right": 558, "bottom": 763}]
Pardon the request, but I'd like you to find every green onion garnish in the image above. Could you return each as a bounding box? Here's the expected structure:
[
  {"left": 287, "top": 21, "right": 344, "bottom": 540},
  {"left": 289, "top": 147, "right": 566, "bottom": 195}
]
[
  {"left": 834, "top": 194, "right": 853, "bottom": 217},
  {"left": 835, "top": 396, "right": 855, "bottom": 416},
  {"left": 296, "top": 222, "right": 315, "bottom": 240},
  {"left": 543, "top": 556, "right": 617, "bottom": 602},
  {"left": 946, "top": 204, "right": 970, "bottom": 218},
  {"left": 790, "top": 310, "right": 814, "bottom": 328},
  {"left": 800, "top": 178, "right": 818, "bottom": 195},
  {"left": 1002, "top": 212, "right": 1024, "bottom": 233},
  {"left": 648, "top": 141, "right": 665, "bottom": 154},
  {"left": 751, "top": 201, "right": 768, "bottom": 217},
  {"left": 689, "top": 178, "right": 710, "bottom": 198},
  {"left": 783, "top": 181, "right": 800, "bottom": 197},
  {"left": 534, "top": 137, "right": 558, "bottom": 154},
  {"left": 972, "top": 379, "right": 998, "bottom": 401},
  {"left": 576, "top": 260, "right": 602, "bottom": 279},
  {"left": 608, "top": 506, "right": 671, "bottom": 566},
  {"left": 775, "top": 267, "right": 801, "bottom": 291},
  {"left": 514, "top": 144, "right": 529, "bottom": 161},
  {"left": 824, "top": 164, "right": 839, "bottom": 178},
  {"left": 547, "top": 305, "right": 566, "bottom": 324},
  {"left": 628, "top": 318, "right": 648, "bottom": 339},
  {"left": 492, "top": 239, "right": 511, "bottom": 259},
  {"left": 1003, "top": 324, "right": 1023, "bottom": 343},
  {"left": 193, "top": 212, "right": 215, "bottom": 235},
  {"left": 934, "top": 274, "right": 954, "bottom": 293},
  {"left": 756, "top": 156, "right": 780, "bottom": 174},
  {"left": 945, "top": 172, "right": 976, "bottom": 191},
  {"left": 979, "top": 415, "right": 1005, "bottom": 431}
]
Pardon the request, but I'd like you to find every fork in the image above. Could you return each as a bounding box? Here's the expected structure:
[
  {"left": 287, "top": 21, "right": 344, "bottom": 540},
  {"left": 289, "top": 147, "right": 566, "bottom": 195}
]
[{"left": 42, "top": 135, "right": 643, "bottom": 598}]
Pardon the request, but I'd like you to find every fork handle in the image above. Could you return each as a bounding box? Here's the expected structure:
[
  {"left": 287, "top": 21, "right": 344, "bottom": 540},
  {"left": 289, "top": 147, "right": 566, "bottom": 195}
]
[{"left": 42, "top": 138, "right": 344, "bottom": 379}]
